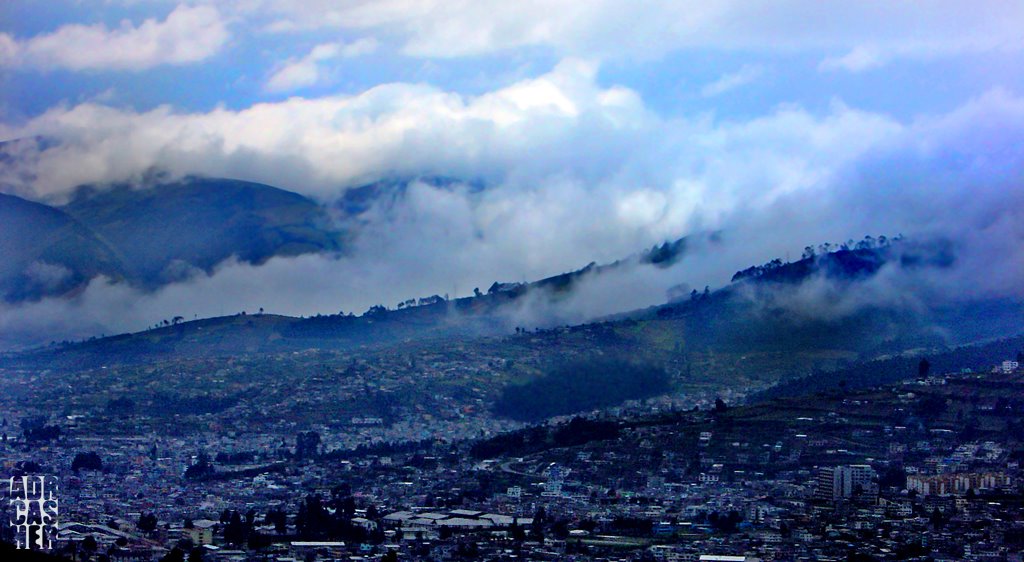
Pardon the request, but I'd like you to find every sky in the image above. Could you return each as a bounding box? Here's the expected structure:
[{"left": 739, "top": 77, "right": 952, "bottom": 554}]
[{"left": 0, "top": 1, "right": 1023, "bottom": 346}]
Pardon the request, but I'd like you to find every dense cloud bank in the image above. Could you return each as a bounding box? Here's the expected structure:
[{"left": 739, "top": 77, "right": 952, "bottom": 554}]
[{"left": 0, "top": 62, "right": 1022, "bottom": 349}]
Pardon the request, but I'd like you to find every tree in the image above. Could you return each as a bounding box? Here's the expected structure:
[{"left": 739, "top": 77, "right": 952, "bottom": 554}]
[
  {"left": 510, "top": 518, "right": 526, "bottom": 541},
  {"left": 530, "top": 507, "right": 546, "bottom": 542},
  {"left": 708, "top": 510, "right": 743, "bottom": 533},
  {"left": 72, "top": 451, "right": 103, "bottom": 472},
  {"left": 856, "top": 235, "right": 875, "bottom": 250},
  {"left": 265, "top": 509, "right": 287, "bottom": 534},
  {"left": 23, "top": 424, "right": 61, "bottom": 443},
  {"left": 381, "top": 549, "right": 398, "bottom": 562},
  {"left": 247, "top": 531, "right": 271, "bottom": 551},
  {"left": 714, "top": 398, "right": 728, "bottom": 413},
  {"left": 879, "top": 465, "right": 907, "bottom": 489},
  {"left": 245, "top": 509, "right": 257, "bottom": 529},
  {"left": 224, "top": 511, "right": 245, "bottom": 545},
  {"left": 184, "top": 452, "right": 214, "bottom": 480},
  {"left": 918, "top": 358, "right": 931, "bottom": 379},
  {"left": 550, "top": 518, "right": 570, "bottom": 540},
  {"left": 295, "top": 431, "right": 322, "bottom": 460},
  {"left": 341, "top": 496, "right": 357, "bottom": 518},
  {"left": 295, "top": 494, "right": 329, "bottom": 539},
  {"left": 138, "top": 513, "right": 158, "bottom": 533}
]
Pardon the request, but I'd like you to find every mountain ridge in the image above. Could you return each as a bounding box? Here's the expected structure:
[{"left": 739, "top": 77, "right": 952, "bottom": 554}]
[{"left": 5, "top": 238, "right": 1021, "bottom": 375}]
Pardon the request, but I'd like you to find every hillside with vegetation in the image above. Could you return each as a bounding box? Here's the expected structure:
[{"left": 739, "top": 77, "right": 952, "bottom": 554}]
[
  {"left": 62, "top": 176, "right": 347, "bottom": 286},
  {"left": 4, "top": 239, "right": 1022, "bottom": 397},
  {"left": 0, "top": 192, "right": 127, "bottom": 302}
]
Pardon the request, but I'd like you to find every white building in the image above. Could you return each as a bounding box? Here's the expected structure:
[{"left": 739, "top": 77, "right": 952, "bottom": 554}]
[{"left": 816, "top": 464, "right": 876, "bottom": 501}]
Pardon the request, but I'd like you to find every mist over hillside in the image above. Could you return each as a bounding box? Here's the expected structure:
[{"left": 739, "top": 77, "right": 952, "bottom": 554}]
[
  {"left": 4, "top": 235, "right": 1020, "bottom": 375},
  {"left": 1, "top": 29, "right": 1023, "bottom": 355}
]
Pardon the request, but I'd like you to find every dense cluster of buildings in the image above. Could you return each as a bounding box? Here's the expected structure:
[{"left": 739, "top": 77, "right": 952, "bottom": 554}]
[{"left": 0, "top": 348, "right": 1022, "bottom": 561}]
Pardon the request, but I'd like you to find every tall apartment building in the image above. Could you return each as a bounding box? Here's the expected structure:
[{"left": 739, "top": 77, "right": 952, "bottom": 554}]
[{"left": 815, "top": 464, "right": 877, "bottom": 502}]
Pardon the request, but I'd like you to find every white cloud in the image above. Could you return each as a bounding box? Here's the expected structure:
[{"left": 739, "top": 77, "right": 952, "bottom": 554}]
[
  {"left": 338, "top": 37, "right": 380, "bottom": 58},
  {"left": 2, "top": 59, "right": 652, "bottom": 200},
  {"left": 2, "top": 59, "right": 1023, "bottom": 347},
  {"left": 701, "top": 64, "right": 765, "bottom": 97},
  {"left": 0, "top": 4, "right": 229, "bottom": 71},
  {"left": 239, "top": 0, "right": 1024, "bottom": 62},
  {"left": 264, "top": 51, "right": 328, "bottom": 93},
  {"left": 265, "top": 38, "right": 379, "bottom": 92},
  {"left": 819, "top": 45, "right": 885, "bottom": 73},
  {"left": 0, "top": 33, "right": 18, "bottom": 65}
]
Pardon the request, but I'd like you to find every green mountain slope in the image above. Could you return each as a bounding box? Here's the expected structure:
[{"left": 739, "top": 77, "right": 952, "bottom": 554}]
[
  {"left": 62, "top": 176, "right": 346, "bottom": 285},
  {"left": 0, "top": 192, "right": 126, "bottom": 302}
]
